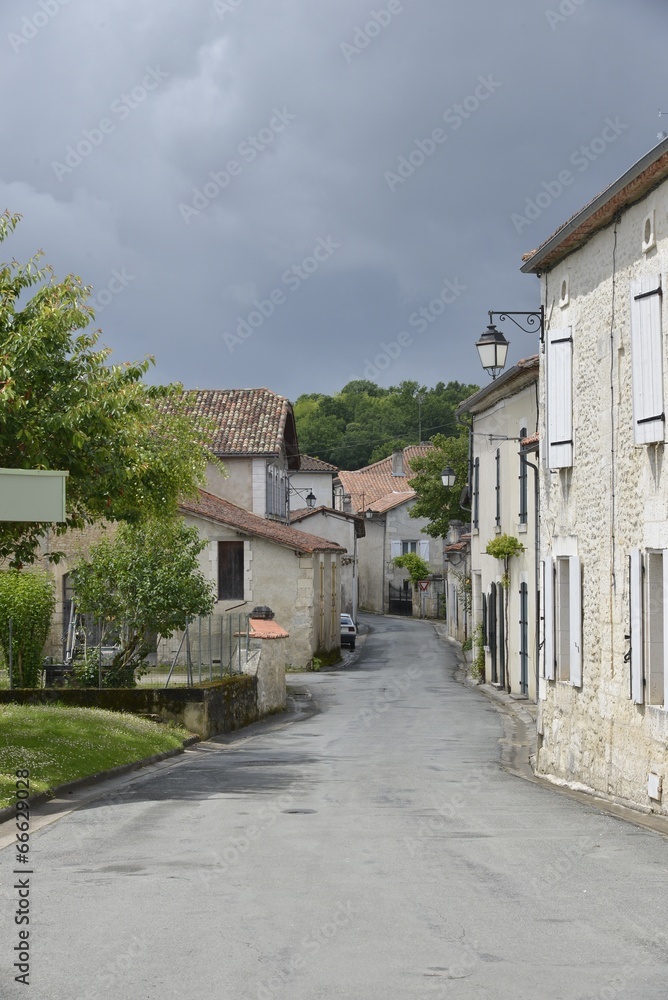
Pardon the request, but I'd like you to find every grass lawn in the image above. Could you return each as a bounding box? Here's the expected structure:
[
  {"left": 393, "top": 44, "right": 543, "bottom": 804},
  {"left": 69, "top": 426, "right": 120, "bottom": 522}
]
[{"left": 0, "top": 704, "right": 191, "bottom": 810}]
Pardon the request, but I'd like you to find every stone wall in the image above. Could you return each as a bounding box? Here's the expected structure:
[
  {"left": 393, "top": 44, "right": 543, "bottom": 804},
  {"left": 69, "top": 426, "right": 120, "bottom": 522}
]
[{"left": 536, "top": 179, "right": 668, "bottom": 813}]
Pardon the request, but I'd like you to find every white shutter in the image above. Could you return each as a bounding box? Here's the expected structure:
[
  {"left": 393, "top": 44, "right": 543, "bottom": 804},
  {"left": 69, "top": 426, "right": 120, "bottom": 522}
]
[
  {"left": 390, "top": 540, "right": 401, "bottom": 559},
  {"left": 542, "top": 557, "right": 555, "bottom": 680},
  {"left": 418, "top": 539, "right": 430, "bottom": 560},
  {"left": 630, "top": 276, "right": 664, "bottom": 445},
  {"left": 630, "top": 548, "right": 644, "bottom": 704},
  {"left": 569, "top": 556, "right": 582, "bottom": 687},
  {"left": 663, "top": 551, "right": 668, "bottom": 708},
  {"left": 546, "top": 326, "right": 573, "bottom": 468}
]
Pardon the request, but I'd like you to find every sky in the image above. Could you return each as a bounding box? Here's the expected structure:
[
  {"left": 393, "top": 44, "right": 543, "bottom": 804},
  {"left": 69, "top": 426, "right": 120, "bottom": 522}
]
[{"left": 1, "top": 0, "right": 666, "bottom": 401}]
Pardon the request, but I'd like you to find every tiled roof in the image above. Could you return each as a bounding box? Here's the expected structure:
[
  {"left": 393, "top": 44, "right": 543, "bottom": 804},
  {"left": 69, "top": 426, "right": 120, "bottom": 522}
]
[
  {"left": 248, "top": 619, "right": 290, "bottom": 639},
  {"left": 521, "top": 431, "right": 540, "bottom": 447},
  {"left": 337, "top": 445, "right": 432, "bottom": 512},
  {"left": 180, "top": 490, "right": 344, "bottom": 554},
  {"left": 298, "top": 455, "right": 338, "bottom": 473},
  {"left": 456, "top": 357, "right": 539, "bottom": 416},
  {"left": 521, "top": 137, "right": 668, "bottom": 274},
  {"left": 174, "top": 388, "right": 299, "bottom": 465},
  {"left": 290, "top": 505, "right": 360, "bottom": 523},
  {"left": 367, "top": 492, "right": 414, "bottom": 514}
]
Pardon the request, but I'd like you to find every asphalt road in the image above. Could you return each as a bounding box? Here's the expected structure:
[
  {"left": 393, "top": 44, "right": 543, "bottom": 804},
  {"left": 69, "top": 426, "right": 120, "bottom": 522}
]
[{"left": 2, "top": 613, "right": 668, "bottom": 999}]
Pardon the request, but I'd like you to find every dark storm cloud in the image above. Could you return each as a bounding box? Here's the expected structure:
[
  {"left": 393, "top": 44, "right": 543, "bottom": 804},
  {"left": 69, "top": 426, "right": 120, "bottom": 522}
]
[{"left": 1, "top": 0, "right": 665, "bottom": 397}]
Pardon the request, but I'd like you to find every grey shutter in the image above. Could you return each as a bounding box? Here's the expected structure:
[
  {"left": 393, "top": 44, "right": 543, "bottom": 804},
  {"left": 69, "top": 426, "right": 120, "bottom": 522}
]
[
  {"left": 390, "top": 540, "right": 401, "bottom": 559},
  {"left": 418, "top": 539, "right": 430, "bottom": 560},
  {"left": 543, "top": 557, "right": 555, "bottom": 680},
  {"left": 546, "top": 327, "right": 573, "bottom": 468},
  {"left": 630, "top": 548, "right": 644, "bottom": 704},
  {"left": 663, "top": 551, "right": 668, "bottom": 708},
  {"left": 569, "top": 556, "right": 582, "bottom": 687},
  {"left": 630, "top": 276, "right": 664, "bottom": 445}
]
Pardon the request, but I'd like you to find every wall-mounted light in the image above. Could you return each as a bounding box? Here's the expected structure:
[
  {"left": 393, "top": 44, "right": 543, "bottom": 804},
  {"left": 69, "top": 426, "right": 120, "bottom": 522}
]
[
  {"left": 475, "top": 307, "right": 544, "bottom": 380},
  {"left": 441, "top": 466, "right": 456, "bottom": 488},
  {"left": 306, "top": 491, "right": 316, "bottom": 509}
]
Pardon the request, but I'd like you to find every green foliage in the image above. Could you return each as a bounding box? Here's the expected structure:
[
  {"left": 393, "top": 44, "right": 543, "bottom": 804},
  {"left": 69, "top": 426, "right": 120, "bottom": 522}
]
[
  {"left": 294, "top": 380, "right": 477, "bottom": 470},
  {"left": 0, "top": 211, "right": 216, "bottom": 567},
  {"left": 393, "top": 552, "right": 430, "bottom": 585},
  {"left": 0, "top": 571, "right": 55, "bottom": 687},
  {"left": 72, "top": 517, "right": 215, "bottom": 683},
  {"left": 407, "top": 431, "right": 470, "bottom": 537},
  {"left": 485, "top": 534, "right": 526, "bottom": 561}
]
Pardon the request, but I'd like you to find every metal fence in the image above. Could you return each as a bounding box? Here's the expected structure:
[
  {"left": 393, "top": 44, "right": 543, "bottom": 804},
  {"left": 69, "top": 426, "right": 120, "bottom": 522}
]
[{"left": 0, "top": 612, "right": 251, "bottom": 690}]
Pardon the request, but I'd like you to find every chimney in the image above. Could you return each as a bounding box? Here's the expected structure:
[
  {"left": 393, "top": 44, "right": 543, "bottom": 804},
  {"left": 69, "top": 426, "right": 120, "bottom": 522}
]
[{"left": 391, "top": 449, "right": 404, "bottom": 477}]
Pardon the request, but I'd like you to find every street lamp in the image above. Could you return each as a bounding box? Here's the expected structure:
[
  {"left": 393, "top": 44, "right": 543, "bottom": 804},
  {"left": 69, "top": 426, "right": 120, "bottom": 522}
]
[
  {"left": 475, "top": 307, "right": 545, "bottom": 379},
  {"left": 441, "top": 466, "right": 456, "bottom": 488},
  {"left": 306, "top": 491, "right": 316, "bottom": 509}
]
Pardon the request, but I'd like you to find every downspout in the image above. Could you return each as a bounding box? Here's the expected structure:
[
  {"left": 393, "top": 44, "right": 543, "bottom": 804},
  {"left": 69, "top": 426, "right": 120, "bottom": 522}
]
[{"left": 525, "top": 456, "right": 540, "bottom": 703}]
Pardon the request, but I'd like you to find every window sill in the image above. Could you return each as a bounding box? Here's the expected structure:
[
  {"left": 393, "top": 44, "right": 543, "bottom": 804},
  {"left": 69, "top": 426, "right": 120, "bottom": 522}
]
[
  {"left": 494, "top": 525, "right": 502, "bottom": 535},
  {"left": 517, "top": 523, "right": 528, "bottom": 534},
  {"left": 470, "top": 527, "right": 479, "bottom": 536}
]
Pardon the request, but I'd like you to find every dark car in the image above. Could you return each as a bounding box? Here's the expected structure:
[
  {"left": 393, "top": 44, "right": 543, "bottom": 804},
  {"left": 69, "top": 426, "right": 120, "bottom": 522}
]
[{"left": 340, "top": 613, "right": 357, "bottom": 649}]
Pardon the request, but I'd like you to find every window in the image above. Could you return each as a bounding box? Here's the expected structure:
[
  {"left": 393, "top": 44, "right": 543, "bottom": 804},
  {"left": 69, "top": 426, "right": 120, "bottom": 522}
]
[
  {"left": 542, "top": 555, "right": 582, "bottom": 686},
  {"left": 630, "top": 276, "right": 664, "bottom": 445},
  {"left": 402, "top": 541, "right": 417, "bottom": 554},
  {"left": 472, "top": 457, "right": 480, "bottom": 529},
  {"left": 629, "top": 548, "right": 668, "bottom": 706},
  {"left": 218, "top": 541, "right": 244, "bottom": 600},
  {"left": 519, "top": 429, "right": 528, "bottom": 525},
  {"left": 400, "top": 540, "right": 429, "bottom": 558},
  {"left": 546, "top": 326, "right": 573, "bottom": 468},
  {"left": 495, "top": 449, "right": 501, "bottom": 527}
]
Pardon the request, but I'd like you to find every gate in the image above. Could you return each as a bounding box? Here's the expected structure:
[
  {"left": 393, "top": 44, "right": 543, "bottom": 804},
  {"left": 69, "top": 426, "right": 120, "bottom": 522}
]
[{"left": 388, "top": 582, "right": 413, "bottom": 616}]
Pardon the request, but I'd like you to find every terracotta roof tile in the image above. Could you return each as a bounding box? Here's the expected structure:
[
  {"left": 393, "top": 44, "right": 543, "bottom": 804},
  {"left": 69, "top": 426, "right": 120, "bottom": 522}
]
[
  {"left": 180, "top": 490, "right": 344, "bottom": 554},
  {"left": 298, "top": 455, "right": 339, "bottom": 473},
  {"left": 248, "top": 619, "right": 290, "bottom": 639},
  {"left": 521, "top": 431, "right": 540, "bottom": 446},
  {"left": 337, "top": 445, "right": 432, "bottom": 512},
  {"left": 289, "top": 506, "right": 361, "bottom": 523},
  {"left": 174, "top": 388, "right": 296, "bottom": 458},
  {"left": 367, "top": 492, "right": 415, "bottom": 513}
]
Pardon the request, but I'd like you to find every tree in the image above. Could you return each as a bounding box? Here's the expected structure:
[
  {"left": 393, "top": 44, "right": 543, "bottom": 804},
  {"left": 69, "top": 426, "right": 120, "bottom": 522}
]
[
  {"left": 407, "top": 431, "right": 470, "bottom": 538},
  {"left": 72, "top": 517, "right": 216, "bottom": 686},
  {"left": 392, "top": 552, "right": 430, "bottom": 586},
  {"left": 0, "top": 571, "right": 55, "bottom": 687},
  {"left": 0, "top": 212, "right": 215, "bottom": 567}
]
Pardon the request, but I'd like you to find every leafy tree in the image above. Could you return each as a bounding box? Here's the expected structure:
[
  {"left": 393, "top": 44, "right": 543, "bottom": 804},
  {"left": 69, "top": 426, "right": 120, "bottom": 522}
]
[
  {"left": 294, "top": 379, "right": 477, "bottom": 470},
  {"left": 0, "top": 571, "right": 55, "bottom": 687},
  {"left": 72, "top": 518, "right": 216, "bottom": 686},
  {"left": 407, "top": 431, "right": 470, "bottom": 538},
  {"left": 0, "top": 212, "right": 214, "bottom": 567},
  {"left": 392, "top": 553, "right": 430, "bottom": 586}
]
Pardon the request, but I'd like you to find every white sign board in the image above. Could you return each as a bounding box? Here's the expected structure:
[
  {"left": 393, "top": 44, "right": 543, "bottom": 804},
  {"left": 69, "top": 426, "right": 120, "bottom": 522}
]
[{"left": 0, "top": 469, "right": 68, "bottom": 522}]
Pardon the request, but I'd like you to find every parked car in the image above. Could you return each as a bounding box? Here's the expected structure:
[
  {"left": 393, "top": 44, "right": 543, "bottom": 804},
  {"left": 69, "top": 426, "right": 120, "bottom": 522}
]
[{"left": 340, "top": 613, "right": 357, "bottom": 649}]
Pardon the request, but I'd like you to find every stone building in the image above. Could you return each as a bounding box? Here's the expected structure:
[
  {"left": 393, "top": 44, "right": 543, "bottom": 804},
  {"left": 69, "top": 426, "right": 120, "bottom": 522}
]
[{"left": 521, "top": 136, "right": 668, "bottom": 813}]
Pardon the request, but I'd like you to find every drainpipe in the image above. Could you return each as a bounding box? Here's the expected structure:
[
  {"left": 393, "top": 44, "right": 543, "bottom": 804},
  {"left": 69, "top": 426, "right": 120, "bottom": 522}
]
[{"left": 524, "top": 456, "right": 540, "bottom": 703}]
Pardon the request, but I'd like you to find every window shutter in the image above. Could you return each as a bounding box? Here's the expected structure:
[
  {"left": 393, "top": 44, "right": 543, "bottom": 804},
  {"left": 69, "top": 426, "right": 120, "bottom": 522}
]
[
  {"left": 630, "top": 548, "right": 644, "bottom": 704},
  {"left": 418, "top": 540, "right": 429, "bottom": 560},
  {"left": 542, "top": 557, "right": 555, "bottom": 680},
  {"left": 546, "top": 327, "right": 573, "bottom": 468},
  {"left": 630, "top": 276, "right": 664, "bottom": 445},
  {"left": 569, "top": 556, "right": 582, "bottom": 687},
  {"left": 473, "top": 457, "right": 479, "bottom": 529},
  {"left": 390, "top": 540, "right": 401, "bottom": 559}
]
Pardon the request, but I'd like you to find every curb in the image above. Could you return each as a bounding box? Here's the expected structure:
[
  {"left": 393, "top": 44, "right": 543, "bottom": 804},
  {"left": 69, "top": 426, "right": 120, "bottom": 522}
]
[{"left": 0, "top": 735, "right": 200, "bottom": 826}]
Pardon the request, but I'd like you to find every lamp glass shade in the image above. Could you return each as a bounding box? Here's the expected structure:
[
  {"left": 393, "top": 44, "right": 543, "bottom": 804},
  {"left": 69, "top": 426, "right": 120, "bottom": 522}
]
[
  {"left": 475, "top": 325, "right": 509, "bottom": 375},
  {"left": 441, "top": 466, "right": 456, "bottom": 488},
  {"left": 306, "top": 491, "right": 316, "bottom": 508}
]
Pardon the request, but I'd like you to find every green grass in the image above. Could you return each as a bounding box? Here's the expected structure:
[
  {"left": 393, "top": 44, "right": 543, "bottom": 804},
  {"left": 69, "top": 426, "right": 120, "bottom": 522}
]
[{"left": 0, "top": 704, "right": 191, "bottom": 809}]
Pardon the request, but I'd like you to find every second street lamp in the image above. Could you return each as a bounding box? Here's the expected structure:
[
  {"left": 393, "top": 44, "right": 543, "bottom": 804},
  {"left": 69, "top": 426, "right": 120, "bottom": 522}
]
[
  {"left": 475, "top": 307, "right": 545, "bottom": 380},
  {"left": 441, "top": 466, "right": 456, "bottom": 488}
]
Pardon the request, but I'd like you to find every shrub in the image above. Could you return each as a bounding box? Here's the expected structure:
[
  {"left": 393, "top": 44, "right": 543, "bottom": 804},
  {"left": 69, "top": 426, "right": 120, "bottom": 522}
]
[{"left": 0, "top": 571, "right": 55, "bottom": 687}]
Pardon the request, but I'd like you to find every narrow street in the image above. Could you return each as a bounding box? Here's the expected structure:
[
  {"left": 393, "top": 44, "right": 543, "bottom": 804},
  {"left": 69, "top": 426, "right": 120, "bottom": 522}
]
[{"left": 2, "top": 614, "right": 668, "bottom": 999}]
